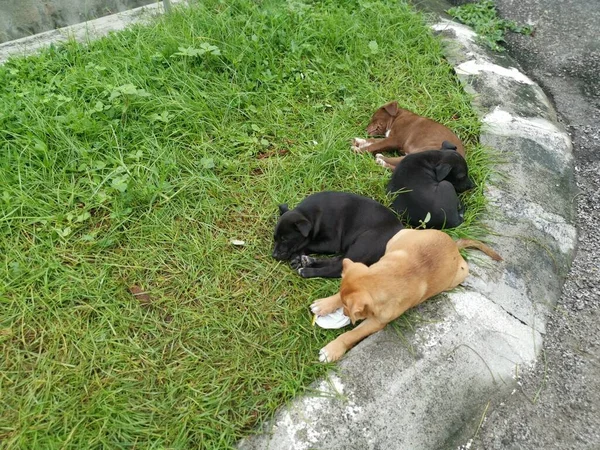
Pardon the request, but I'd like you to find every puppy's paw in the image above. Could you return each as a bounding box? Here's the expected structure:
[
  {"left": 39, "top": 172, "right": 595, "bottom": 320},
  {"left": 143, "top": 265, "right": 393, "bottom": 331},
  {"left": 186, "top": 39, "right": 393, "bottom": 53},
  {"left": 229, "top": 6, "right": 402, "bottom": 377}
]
[
  {"left": 319, "top": 341, "right": 347, "bottom": 363},
  {"left": 289, "top": 255, "right": 302, "bottom": 270},
  {"left": 319, "top": 348, "right": 330, "bottom": 363},
  {"left": 351, "top": 138, "right": 369, "bottom": 153},
  {"left": 310, "top": 296, "right": 342, "bottom": 316},
  {"left": 301, "top": 255, "right": 315, "bottom": 268},
  {"left": 375, "top": 153, "right": 387, "bottom": 167},
  {"left": 375, "top": 153, "right": 395, "bottom": 169},
  {"left": 297, "top": 267, "right": 313, "bottom": 278}
]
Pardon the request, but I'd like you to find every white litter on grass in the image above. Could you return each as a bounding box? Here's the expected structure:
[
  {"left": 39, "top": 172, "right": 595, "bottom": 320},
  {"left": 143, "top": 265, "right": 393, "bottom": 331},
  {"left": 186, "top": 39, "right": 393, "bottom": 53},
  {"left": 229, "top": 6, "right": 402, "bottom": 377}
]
[
  {"left": 230, "top": 239, "right": 245, "bottom": 246},
  {"left": 315, "top": 308, "right": 351, "bottom": 329}
]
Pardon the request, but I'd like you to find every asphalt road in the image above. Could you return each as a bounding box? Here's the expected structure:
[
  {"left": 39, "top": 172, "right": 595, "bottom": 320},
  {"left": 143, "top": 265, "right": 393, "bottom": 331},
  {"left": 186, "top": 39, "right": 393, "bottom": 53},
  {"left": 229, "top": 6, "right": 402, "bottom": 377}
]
[{"left": 467, "top": 0, "right": 600, "bottom": 448}]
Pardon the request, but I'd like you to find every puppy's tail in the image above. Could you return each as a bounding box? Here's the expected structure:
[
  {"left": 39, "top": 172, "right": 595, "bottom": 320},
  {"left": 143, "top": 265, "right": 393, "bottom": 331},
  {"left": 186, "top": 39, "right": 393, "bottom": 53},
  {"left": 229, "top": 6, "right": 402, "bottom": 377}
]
[{"left": 456, "top": 239, "right": 503, "bottom": 261}]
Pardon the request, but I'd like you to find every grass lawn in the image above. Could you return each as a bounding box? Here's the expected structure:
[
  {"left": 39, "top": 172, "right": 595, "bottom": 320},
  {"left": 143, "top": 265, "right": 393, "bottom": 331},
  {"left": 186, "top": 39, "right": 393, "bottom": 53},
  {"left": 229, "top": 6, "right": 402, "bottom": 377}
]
[{"left": 0, "top": 0, "right": 489, "bottom": 447}]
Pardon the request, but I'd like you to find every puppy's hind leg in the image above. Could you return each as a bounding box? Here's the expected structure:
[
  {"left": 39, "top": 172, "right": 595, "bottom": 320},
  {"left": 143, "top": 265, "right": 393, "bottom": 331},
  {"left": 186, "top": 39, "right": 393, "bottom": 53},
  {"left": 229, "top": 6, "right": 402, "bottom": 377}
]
[{"left": 375, "top": 154, "right": 403, "bottom": 169}]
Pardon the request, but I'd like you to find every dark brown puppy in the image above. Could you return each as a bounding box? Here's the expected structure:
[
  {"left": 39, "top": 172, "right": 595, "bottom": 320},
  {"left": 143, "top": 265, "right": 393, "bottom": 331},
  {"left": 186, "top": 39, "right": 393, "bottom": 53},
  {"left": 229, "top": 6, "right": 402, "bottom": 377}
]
[{"left": 352, "top": 101, "right": 464, "bottom": 168}]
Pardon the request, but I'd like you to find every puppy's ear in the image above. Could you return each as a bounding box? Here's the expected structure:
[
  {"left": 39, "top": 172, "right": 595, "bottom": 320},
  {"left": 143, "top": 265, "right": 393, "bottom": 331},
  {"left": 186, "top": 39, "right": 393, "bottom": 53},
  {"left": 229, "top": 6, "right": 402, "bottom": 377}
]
[
  {"left": 441, "top": 140, "right": 457, "bottom": 151},
  {"left": 435, "top": 163, "right": 452, "bottom": 182},
  {"left": 383, "top": 101, "right": 399, "bottom": 116},
  {"left": 278, "top": 204, "right": 289, "bottom": 216},
  {"left": 342, "top": 258, "right": 354, "bottom": 275},
  {"left": 350, "top": 301, "right": 369, "bottom": 324},
  {"left": 295, "top": 218, "right": 312, "bottom": 237}
]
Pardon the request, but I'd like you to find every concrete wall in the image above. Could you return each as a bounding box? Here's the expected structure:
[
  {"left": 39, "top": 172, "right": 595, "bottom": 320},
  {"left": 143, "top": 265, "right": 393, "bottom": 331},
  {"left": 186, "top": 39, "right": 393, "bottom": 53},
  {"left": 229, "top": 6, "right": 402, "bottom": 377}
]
[{"left": 0, "top": 0, "right": 157, "bottom": 43}]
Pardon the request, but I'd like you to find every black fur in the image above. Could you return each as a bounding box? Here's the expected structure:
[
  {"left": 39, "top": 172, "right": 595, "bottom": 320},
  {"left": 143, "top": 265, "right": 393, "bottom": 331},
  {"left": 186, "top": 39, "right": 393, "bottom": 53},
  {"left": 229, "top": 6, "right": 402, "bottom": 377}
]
[
  {"left": 388, "top": 148, "right": 475, "bottom": 229},
  {"left": 272, "top": 192, "right": 403, "bottom": 278}
]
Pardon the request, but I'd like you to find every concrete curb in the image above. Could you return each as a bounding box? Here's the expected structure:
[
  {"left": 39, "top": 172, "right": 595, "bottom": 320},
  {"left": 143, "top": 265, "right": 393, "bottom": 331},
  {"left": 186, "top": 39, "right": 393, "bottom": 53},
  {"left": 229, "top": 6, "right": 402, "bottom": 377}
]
[
  {"left": 0, "top": 2, "right": 577, "bottom": 449},
  {"left": 0, "top": 0, "right": 186, "bottom": 64},
  {"left": 239, "top": 9, "right": 577, "bottom": 450}
]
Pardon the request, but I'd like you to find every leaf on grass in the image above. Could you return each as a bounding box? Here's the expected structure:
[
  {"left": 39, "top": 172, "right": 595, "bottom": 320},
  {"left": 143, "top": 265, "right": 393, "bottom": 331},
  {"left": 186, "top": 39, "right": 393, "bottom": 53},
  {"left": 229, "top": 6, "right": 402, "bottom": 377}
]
[
  {"left": 129, "top": 285, "right": 151, "bottom": 303},
  {"left": 368, "top": 40, "right": 379, "bottom": 54},
  {"left": 201, "top": 157, "right": 215, "bottom": 169},
  {"left": 111, "top": 174, "right": 130, "bottom": 192},
  {"left": 257, "top": 149, "right": 289, "bottom": 159}
]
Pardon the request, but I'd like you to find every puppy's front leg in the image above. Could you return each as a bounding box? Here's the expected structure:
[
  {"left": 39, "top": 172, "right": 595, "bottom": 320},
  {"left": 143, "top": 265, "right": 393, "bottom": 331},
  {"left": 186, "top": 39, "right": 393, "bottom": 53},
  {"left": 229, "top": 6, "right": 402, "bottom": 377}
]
[
  {"left": 351, "top": 137, "right": 399, "bottom": 154},
  {"left": 310, "top": 292, "right": 342, "bottom": 316},
  {"left": 319, "top": 318, "right": 385, "bottom": 363}
]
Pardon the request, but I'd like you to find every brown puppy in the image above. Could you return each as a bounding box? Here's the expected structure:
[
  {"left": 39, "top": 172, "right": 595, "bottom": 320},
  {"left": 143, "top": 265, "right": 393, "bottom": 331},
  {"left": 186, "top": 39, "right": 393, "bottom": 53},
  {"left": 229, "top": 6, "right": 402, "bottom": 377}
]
[
  {"left": 352, "top": 101, "right": 465, "bottom": 169},
  {"left": 310, "top": 229, "right": 501, "bottom": 363}
]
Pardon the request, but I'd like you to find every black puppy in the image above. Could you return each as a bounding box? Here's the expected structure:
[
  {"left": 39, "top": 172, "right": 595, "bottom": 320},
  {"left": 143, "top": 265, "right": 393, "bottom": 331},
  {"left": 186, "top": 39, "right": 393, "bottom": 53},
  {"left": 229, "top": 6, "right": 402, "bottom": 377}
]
[
  {"left": 272, "top": 191, "right": 403, "bottom": 278},
  {"left": 388, "top": 145, "right": 475, "bottom": 229}
]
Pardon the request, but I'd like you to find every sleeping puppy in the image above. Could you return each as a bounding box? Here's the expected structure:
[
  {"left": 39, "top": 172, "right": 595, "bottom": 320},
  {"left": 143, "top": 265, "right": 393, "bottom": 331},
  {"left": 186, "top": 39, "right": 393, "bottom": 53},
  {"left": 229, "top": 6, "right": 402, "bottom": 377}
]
[
  {"left": 351, "top": 101, "right": 465, "bottom": 166},
  {"left": 310, "top": 228, "right": 502, "bottom": 362},
  {"left": 388, "top": 147, "right": 475, "bottom": 229},
  {"left": 272, "top": 191, "right": 403, "bottom": 278}
]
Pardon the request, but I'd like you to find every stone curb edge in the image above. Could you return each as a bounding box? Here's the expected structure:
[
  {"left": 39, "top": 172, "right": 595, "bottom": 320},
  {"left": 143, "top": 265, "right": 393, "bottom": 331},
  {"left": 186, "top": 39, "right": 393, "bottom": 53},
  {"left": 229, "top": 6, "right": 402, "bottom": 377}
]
[{"left": 0, "top": 0, "right": 187, "bottom": 65}]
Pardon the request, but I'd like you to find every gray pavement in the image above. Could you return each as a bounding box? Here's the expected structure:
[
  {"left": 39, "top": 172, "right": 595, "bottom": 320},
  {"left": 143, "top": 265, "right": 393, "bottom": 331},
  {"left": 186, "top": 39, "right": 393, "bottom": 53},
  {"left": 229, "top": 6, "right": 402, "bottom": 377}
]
[{"left": 458, "top": 0, "right": 600, "bottom": 448}]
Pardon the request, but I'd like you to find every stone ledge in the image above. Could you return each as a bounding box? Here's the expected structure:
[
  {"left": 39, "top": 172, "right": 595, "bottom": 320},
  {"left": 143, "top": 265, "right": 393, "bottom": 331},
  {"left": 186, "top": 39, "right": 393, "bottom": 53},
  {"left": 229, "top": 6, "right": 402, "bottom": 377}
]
[{"left": 0, "top": 0, "right": 187, "bottom": 64}]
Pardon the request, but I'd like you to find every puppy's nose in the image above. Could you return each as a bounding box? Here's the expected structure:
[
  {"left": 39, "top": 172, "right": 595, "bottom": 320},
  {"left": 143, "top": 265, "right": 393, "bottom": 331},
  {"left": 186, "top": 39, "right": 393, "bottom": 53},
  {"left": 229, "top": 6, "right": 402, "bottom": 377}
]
[{"left": 467, "top": 178, "right": 476, "bottom": 190}]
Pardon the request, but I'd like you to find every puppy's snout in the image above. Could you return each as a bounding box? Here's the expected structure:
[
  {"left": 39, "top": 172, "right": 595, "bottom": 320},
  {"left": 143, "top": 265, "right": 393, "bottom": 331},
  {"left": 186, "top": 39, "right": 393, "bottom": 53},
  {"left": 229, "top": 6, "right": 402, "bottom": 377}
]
[
  {"left": 272, "top": 248, "right": 289, "bottom": 261},
  {"left": 366, "top": 125, "right": 379, "bottom": 136},
  {"left": 466, "top": 178, "right": 476, "bottom": 190}
]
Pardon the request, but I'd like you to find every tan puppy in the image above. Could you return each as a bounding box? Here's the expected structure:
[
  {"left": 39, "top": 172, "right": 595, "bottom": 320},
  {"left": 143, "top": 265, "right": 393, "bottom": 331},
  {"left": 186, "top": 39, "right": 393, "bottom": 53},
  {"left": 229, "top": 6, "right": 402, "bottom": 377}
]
[
  {"left": 351, "top": 101, "right": 465, "bottom": 169},
  {"left": 310, "top": 229, "right": 501, "bottom": 363}
]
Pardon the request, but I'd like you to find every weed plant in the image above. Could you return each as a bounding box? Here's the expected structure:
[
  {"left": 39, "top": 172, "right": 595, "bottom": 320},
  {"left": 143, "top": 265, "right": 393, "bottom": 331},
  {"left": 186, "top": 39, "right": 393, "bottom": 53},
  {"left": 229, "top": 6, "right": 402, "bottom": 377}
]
[
  {"left": 448, "top": 0, "right": 533, "bottom": 52},
  {"left": 0, "top": 0, "right": 487, "bottom": 447}
]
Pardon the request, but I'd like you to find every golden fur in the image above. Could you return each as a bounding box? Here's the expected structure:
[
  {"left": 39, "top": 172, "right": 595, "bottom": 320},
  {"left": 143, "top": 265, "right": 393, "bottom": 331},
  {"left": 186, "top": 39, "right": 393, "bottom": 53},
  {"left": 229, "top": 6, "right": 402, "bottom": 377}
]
[{"left": 311, "top": 229, "right": 501, "bottom": 362}]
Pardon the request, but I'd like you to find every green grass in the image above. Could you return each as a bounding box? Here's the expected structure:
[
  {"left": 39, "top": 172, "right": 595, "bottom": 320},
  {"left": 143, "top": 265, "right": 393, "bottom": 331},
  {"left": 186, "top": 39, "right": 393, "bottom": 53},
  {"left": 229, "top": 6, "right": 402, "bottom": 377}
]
[
  {"left": 448, "top": 0, "right": 533, "bottom": 52},
  {"left": 0, "top": 0, "right": 489, "bottom": 447}
]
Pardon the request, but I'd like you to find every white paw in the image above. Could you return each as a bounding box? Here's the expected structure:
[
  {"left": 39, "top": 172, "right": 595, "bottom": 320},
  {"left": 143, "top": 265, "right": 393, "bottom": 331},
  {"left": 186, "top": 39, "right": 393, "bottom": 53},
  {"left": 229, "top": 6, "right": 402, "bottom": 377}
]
[
  {"left": 375, "top": 153, "right": 386, "bottom": 167},
  {"left": 310, "top": 303, "right": 320, "bottom": 314},
  {"left": 319, "top": 348, "right": 330, "bottom": 363},
  {"left": 352, "top": 138, "right": 370, "bottom": 153}
]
